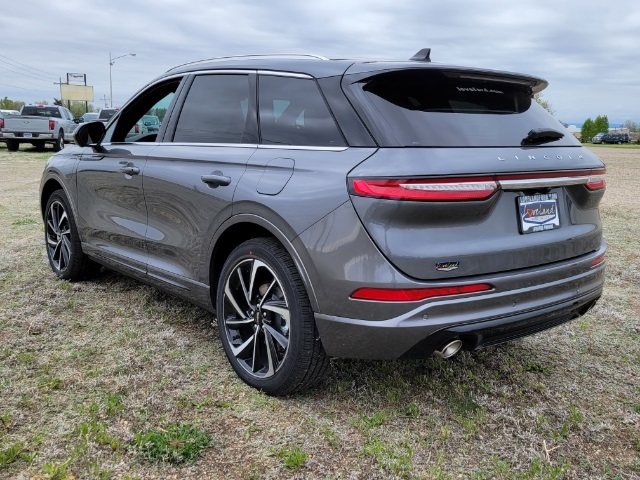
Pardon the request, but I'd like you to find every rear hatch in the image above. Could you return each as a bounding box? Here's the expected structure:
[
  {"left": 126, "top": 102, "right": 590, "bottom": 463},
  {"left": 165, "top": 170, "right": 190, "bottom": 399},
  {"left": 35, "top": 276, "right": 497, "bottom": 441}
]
[{"left": 343, "top": 66, "right": 606, "bottom": 280}]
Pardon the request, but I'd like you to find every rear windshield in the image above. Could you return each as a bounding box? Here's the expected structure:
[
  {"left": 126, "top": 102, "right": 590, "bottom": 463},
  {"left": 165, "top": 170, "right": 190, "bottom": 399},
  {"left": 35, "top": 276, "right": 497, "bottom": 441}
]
[
  {"left": 351, "top": 69, "right": 578, "bottom": 147},
  {"left": 99, "top": 109, "right": 117, "bottom": 120},
  {"left": 21, "top": 106, "right": 62, "bottom": 118}
]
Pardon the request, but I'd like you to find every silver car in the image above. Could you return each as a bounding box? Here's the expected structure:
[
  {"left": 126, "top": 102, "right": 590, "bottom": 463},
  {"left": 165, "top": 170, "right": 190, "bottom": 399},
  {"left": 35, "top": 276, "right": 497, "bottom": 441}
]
[{"left": 39, "top": 50, "right": 606, "bottom": 394}]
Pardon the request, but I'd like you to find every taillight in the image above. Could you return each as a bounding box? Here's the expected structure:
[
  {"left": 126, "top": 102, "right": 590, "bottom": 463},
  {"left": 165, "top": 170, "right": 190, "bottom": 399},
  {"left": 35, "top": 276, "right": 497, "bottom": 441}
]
[
  {"left": 350, "top": 283, "right": 493, "bottom": 302},
  {"left": 134, "top": 123, "right": 140, "bottom": 133},
  {"left": 49, "top": 120, "right": 55, "bottom": 130},
  {"left": 585, "top": 169, "right": 606, "bottom": 190},
  {"left": 352, "top": 178, "right": 498, "bottom": 202},
  {"left": 591, "top": 253, "right": 605, "bottom": 268},
  {"left": 0, "top": 118, "right": 4, "bottom": 128},
  {"left": 352, "top": 168, "right": 607, "bottom": 201}
]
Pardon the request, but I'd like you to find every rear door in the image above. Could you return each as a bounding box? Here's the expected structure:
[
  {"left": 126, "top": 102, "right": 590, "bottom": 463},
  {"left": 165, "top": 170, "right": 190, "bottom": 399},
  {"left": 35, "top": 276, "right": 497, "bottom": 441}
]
[
  {"left": 142, "top": 72, "right": 258, "bottom": 290},
  {"left": 344, "top": 67, "right": 606, "bottom": 280}
]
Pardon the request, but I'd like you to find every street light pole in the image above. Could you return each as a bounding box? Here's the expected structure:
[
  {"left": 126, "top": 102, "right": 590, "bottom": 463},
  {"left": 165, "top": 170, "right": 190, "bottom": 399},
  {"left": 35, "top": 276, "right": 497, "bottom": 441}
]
[{"left": 109, "top": 52, "right": 136, "bottom": 108}]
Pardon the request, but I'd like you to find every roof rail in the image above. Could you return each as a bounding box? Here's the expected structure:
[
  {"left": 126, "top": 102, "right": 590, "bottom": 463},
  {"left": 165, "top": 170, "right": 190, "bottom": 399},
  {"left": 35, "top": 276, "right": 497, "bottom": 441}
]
[{"left": 168, "top": 53, "right": 329, "bottom": 72}]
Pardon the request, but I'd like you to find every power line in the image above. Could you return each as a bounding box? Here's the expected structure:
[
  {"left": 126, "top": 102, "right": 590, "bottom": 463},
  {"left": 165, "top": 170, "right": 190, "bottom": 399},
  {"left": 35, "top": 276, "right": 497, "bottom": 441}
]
[
  {"left": 0, "top": 82, "right": 56, "bottom": 93},
  {"left": 0, "top": 63, "right": 56, "bottom": 83},
  {"left": 0, "top": 53, "right": 58, "bottom": 78}
]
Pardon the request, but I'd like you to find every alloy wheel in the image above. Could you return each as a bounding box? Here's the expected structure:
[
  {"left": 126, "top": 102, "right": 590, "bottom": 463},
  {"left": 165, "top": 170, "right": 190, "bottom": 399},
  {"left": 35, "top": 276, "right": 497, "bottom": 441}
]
[
  {"left": 46, "top": 200, "right": 71, "bottom": 272},
  {"left": 221, "top": 258, "right": 291, "bottom": 378}
]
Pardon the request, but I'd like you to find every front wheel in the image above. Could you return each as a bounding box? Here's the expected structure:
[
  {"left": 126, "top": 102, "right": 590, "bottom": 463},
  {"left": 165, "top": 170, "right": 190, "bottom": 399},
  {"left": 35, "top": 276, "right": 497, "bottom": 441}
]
[
  {"left": 44, "top": 190, "right": 99, "bottom": 280},
  {"left": 216, "top": 238, "right": 329, "bottom": 395}
]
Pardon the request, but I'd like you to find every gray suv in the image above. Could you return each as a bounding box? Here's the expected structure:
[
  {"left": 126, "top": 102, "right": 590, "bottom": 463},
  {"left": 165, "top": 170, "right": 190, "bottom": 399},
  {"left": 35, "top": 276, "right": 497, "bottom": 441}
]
[{"left": 40, "top": 50, "right": 606, "bottom": 395}]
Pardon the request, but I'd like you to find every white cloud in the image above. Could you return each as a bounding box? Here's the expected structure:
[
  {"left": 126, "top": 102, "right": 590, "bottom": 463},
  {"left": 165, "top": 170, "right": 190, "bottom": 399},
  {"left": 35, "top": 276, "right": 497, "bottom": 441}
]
[{"left": 1, "top": 0, "right": 638, "bottom": 122}]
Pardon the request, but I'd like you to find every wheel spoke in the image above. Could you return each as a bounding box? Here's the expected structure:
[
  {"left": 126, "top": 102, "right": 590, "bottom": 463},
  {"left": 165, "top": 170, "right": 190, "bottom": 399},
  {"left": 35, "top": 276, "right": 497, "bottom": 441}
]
[
  {"left": 59, "top": 210, "right": 68, "bottom": 228},
  {"left": 224, "top": 280, "right": 248, "bottom": 319},
  {"left": 257, "top": 279, "right": 277, "bottom": 309},
  {"left": 262, "top": 328, "right": 277, "bottom": 376},
  {"left": 251, "top": 326, "right": 260, "bottom": 372},
  {"left": 263, "top": 323, "right": 289, "bottom": 350},
  {"left": 60, "top": 240, "right": 70, "bottom": 270},
  {"left": 47, "top": 220, "right": 57, "bottom": 234},
  {"left": 237, "top": 268, "right": 251, "bottom": 306},
  {"left": 230, "top": 332, "right": 255, "bottom": 357},
  {"left": 248, "top": 259, "right": 268, "bottom": 300},
  {"left": 225, "top": 317, "right": 255, "bottom": 326},
  {"left": 261, "top": 302, "right": 290, "bottom": 322}
]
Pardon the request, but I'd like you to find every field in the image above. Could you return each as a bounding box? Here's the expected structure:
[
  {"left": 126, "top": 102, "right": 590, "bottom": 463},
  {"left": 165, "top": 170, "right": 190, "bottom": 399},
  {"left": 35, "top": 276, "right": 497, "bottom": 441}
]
[{"left": 0, "top": 145, "right": 638, "bottom": 479}]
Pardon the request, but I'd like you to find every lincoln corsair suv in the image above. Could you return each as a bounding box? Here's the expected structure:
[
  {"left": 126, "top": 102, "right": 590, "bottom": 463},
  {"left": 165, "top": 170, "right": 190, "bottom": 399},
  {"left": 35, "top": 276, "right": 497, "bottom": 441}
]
[{"left": 40, "top": 49, "right": 606, "bottom": 394}]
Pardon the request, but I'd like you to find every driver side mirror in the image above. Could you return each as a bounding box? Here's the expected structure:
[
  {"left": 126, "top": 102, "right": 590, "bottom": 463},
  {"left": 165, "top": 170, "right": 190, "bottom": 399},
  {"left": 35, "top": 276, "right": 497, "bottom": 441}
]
[{"left": 74, "top": 121, "right": 106, "bottom": 150}]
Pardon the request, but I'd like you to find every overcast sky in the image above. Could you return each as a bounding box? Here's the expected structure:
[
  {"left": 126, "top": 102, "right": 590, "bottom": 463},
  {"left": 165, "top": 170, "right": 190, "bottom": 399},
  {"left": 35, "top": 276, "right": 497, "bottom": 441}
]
[{"left": 2, "top": 0, "right": 639, "bottom": 125}]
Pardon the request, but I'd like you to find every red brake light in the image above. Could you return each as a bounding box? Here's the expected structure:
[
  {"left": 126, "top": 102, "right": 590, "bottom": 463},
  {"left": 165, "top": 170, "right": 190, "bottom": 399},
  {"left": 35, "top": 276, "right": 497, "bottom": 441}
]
[
  {"left": 352, "top": 178, "right": 498, "bottom": 202},
  {"left": 135, "top": 123, "right": 140, "bottom": 133},
  {"left": 585, "top": 169, "right": 606, "bottom": 190},
  {"left": 0, "top": 118, "right": 4, "bottom": 129},
  {"left": 591, "top": 253, "right": 605, "bottom": 268},
  {"left": 49, "top": 119, "right": 55, "bottom": 130},
  {"left": 350, "top": 283, "right": 493, "bottom": 302}
]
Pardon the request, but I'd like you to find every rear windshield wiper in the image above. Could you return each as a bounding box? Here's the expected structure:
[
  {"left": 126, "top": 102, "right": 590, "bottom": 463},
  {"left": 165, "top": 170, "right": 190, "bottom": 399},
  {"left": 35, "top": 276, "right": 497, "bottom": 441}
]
[{"left": 522, "top": 128, "right": 564, "bottom": 145}]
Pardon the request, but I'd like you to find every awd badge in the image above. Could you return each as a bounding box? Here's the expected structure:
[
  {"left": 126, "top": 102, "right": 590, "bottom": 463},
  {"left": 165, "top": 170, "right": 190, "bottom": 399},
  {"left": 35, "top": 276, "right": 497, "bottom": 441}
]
[{"left": 436, "top": 261, "right": 459, "bottom": 272}]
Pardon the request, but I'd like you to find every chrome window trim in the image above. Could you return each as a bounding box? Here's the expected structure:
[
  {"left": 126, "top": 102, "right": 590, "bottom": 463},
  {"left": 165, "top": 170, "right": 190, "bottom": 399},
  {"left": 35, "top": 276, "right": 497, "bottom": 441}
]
[
  {"left": 258, "top": 144, "right": 348, "bottom": 151},
  {"left": 257, "top": 70, "right": 314, "bottom": 79},
  {"left": 498, "top": 177, "right": 589, "bottom": 189}
]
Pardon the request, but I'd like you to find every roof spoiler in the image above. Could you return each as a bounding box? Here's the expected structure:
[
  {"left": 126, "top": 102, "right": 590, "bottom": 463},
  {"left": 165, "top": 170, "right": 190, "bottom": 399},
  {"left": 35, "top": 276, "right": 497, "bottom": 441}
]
[{"left": 410, "top": 48, "right": 431, "bottom": 62}]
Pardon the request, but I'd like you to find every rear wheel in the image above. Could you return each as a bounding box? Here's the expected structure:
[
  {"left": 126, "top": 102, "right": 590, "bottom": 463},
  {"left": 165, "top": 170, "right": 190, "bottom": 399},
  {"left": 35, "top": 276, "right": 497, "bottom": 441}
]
[
  {"left": 6, "top": 140, "right": 18, "bottom": 152},
  {"left": 45, "top": 190, "right": 99, "bottom": 280},
  {"left": 53, "top": 131, "right": 64, "bottom": 152},
  {"left": 216, "top": 237, "right": 329, "bottom": 395}
]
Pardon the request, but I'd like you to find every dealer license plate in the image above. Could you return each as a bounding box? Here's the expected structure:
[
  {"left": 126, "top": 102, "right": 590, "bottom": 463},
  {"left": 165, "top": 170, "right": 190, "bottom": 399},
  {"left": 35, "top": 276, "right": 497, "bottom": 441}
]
[
  {"left": 517, "top": 193, "right": 560, "bottom": 234},
  {"left": 23, "top": 133, "right": 32, "bottom": 138}
]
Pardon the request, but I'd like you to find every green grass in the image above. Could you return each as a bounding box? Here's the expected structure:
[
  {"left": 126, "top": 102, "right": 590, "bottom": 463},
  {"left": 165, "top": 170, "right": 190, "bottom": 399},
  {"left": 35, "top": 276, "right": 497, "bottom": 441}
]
[
  {"left": 134, "top": 423, "right": 214, "bottom": 464},
  {"left": 0, "top": 148, "right": 638, "bottom": 478}
]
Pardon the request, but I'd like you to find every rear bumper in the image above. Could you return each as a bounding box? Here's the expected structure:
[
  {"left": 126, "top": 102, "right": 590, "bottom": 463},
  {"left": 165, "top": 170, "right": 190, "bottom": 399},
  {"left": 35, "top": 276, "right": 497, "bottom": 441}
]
[
  {"left": 2, "top": 132, "right": 55, "bottom": 140},
  {"left": 314, "top": 260, "right": 605, "bottom": 359}
]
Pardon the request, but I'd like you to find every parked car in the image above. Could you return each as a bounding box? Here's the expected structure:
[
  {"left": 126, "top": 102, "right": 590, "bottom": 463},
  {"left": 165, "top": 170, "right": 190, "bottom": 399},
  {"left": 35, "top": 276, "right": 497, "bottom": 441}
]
[
  {"left": 602, "top": 133, "right": 629, "bottom": 144},
  {"left": 1, "top": 105, "right": 75, "bottom": 151},
  {"left": 142, "top": 114, "right": 161, "bottom": 133},
  {"left": 96, "top": 108, "right": 119, "bottom": 122},
  {"left": 79, "top": 112, "right": 99, "bottom": 123},
  {"left": 40, "top": 50, "right": 606, "bottom": 395},
  {"left": 591, "top": 132, "right": 606, "bottom": 144}
]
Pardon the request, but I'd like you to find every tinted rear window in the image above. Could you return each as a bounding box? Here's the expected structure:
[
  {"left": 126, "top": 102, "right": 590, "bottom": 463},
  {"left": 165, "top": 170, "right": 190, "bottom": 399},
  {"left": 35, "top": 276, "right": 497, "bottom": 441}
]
[
  {"left": 21, "top": 106, "right": 62, "bottom": 118},
  {"left": 351, "top": 69, "right": 578, "bottom": 147}
]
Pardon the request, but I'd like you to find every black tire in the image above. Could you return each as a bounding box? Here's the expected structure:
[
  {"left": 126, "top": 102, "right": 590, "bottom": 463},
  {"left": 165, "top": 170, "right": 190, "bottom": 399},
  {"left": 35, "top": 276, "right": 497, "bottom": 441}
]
[
  {"left": 53, "top": 131, "right": 64, "bottom": 152},
  {"left": 216, "top": 237, "right": 329, "bottom": 395},
  {"left": 44, "top": 190, "right": 99, "bottom": 280},
  {"left": 31, "top": 141, "right": 46, "bottom": 150},
  {"left": 6, "top": 139, "right": 18, "bottom": 152}
]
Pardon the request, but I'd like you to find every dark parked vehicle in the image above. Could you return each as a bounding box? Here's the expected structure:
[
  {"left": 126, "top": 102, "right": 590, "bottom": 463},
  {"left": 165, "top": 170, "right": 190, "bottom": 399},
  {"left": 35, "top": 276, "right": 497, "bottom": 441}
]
[
  {"left": 40, "top": 50, "right": 606, "bottom": 394},
  {"left": 79, "top": 112, "right": 99, "bottom": 123},
  {"left": 602, "top": 133, "right": 629, "bottom": 144}
]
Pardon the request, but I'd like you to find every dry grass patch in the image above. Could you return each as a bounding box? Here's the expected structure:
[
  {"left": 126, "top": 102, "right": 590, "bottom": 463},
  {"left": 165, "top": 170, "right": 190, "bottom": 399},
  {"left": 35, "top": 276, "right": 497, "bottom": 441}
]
[{"left": 0, "top": 146, "right": 638, "bottom": 479}]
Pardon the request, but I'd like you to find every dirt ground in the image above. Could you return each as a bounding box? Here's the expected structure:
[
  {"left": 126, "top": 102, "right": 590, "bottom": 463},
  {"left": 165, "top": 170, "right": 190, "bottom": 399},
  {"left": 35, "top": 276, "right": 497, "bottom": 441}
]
[{"left": 0, "top": 145, "right": 638, "bottom": 479}]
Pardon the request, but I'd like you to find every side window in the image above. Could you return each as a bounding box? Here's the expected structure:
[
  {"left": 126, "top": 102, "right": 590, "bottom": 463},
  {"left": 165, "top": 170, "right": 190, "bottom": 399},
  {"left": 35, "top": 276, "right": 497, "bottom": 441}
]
[
  {"left": 173, "top": 74, "right": 256, "bottom": 144},
  {"left": 258, "top": 76, "right": 345, "bottom": 147},
  {"left": 103, "top": 79, "right": 180, "bottom": 143}
]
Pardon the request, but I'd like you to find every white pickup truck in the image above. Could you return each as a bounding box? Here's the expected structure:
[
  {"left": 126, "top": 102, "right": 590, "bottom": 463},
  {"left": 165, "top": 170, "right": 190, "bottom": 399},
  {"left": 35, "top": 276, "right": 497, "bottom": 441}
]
[{"left": 1, "top": 105, "right": 77, "bottom": 152}]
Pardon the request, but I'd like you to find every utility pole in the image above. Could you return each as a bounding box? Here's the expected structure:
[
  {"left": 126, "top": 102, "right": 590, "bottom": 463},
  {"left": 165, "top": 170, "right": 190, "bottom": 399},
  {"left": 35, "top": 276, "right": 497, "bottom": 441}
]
[{"left": 100, "top": 94, "right": 110, "bottom": 108}]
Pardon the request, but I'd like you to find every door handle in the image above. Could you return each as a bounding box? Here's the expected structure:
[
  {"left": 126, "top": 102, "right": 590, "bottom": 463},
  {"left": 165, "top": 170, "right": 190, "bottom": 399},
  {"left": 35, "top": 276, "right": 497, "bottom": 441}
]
[
  {"left": 120, "top": 166, "right": 140, "bottom": 175},
  {"left": 201, "top": 174, "right": 231, "bottom": 187}
]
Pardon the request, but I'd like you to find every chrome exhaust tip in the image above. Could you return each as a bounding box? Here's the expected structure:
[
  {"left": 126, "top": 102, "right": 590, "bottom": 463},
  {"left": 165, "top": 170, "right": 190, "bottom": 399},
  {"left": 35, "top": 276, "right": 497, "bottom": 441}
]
[{"left": 433, "top": 339, "right": 463, "bottom": 359}]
